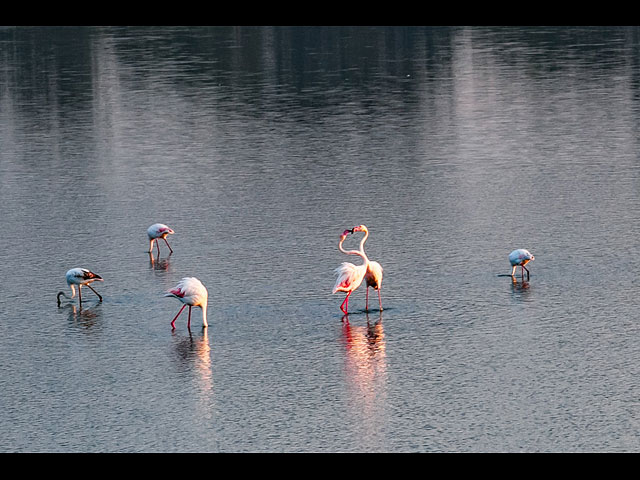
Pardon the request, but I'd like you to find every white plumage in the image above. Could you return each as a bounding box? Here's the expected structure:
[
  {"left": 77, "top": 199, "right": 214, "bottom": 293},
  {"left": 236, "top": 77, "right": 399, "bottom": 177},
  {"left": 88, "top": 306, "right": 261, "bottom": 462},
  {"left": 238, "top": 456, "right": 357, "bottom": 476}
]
[
  {"left": 57, "top": 267, "right": 103, "bottom": 306},
  {"left": 333, "top": 225, "right": 384, "bottom": 314},
  {"left": 164, "top": 277, "right": 208, "bottom": 329},
  {"left": 333, "top": 262, "right": 367, "bottom": 294},
  {"left": 148, "top": 223, "right": 175, "bottom": 255},
  {"left": 509, "top": 248, "right": 535, "bottom": 278}
]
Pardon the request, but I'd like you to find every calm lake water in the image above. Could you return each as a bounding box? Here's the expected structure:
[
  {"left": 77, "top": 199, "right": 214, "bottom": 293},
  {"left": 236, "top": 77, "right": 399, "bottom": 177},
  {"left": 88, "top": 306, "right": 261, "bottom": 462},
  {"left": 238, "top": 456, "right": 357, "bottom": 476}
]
[{"left": 1, "top": 26, "right": 640, "bottom": 452}]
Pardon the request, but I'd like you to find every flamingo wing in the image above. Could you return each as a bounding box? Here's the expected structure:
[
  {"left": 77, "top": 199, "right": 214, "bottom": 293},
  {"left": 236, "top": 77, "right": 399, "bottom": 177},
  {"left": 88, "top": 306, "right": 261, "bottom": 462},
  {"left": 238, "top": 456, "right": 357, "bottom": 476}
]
[
  {"left": 165, "top": 277, "right": 207, "bottom": 306},
  {"left": 509, "top": 249, "right": 533, "bottom": 266},
  {"left": 148, "top": 223, "right": 174, "bottom": 238},
  {"left": 67, "top": 268, "right": 103, "bottom": 284},
  {"left": 365, "top": 261, "right": 383, "bottom": 289},
  {"left": 333, "top": 262, "right": 366, "bottom": 293}
]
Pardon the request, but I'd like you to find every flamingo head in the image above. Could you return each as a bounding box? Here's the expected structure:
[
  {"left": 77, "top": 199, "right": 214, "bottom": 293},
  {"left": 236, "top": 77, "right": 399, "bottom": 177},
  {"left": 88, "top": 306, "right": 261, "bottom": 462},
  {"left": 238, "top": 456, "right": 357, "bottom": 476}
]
[
  {"left": 352, "top": 225, "right": 368, "bottom": 233},
  {"left": 340, "top": 228, "right": 354, "bottom": 240}
]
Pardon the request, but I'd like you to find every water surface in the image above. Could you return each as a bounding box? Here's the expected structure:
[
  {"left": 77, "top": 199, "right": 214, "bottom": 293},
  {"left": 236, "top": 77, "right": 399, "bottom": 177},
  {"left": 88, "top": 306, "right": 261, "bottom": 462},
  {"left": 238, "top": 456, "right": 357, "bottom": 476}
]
[{"left": 1, "top": 26, "right": 639, "bottom": 452}]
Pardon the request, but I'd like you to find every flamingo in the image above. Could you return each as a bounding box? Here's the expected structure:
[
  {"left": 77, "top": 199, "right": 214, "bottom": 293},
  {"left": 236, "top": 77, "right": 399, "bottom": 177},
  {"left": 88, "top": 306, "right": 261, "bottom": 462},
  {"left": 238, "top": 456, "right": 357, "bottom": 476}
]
[
  {"left": 164, "top": 277, "right": 208, "bottom": 329},
  {"left": 351, "top": 225, "right": 384, "bottom": 312},
  {"left": 509, "top": 249, "right": 535, "bottom": 279},
  {"left": 57, "top": 268, "right": 103, "bottom": 306},
  {"left": 333, "top": 230, "right": 367, "bottom": 315},
  {"left": 148, "top": 223, "right": 175, "bottom": 255},
  {"left": 333, "top": 225, "right": 384, "bottom": 313}
]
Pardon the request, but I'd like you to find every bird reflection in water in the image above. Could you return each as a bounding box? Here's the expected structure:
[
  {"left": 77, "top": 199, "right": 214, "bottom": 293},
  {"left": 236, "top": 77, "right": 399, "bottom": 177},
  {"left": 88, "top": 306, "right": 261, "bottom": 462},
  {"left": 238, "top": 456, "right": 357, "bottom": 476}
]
[
  {"left": 341, "top": 311, "right": 387, "bottom": 447},
  {"left": 148, "top": 251, "right": 172, "bottom": 271},
  {"left": 510, "top": 276, "right": 532, "bottom": 302},
  {"left": 511, "top": 275, "right": 530, "bottom": 290},
  {"left": 342, "top": 312, "right": 385, "bottom": 370},
  {"left": 172, "top": 328, "right": 213, "bottom": 413},
  {"left": 60, "top": 303, "right": 103, "bottom": 330}
]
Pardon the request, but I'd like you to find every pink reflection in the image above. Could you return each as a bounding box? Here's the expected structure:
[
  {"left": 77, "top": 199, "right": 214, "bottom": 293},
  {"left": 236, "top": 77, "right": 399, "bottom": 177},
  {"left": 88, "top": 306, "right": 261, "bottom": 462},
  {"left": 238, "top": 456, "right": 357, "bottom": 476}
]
[{"left": 341, "top": 312, "right": 388, "bottom": 443}]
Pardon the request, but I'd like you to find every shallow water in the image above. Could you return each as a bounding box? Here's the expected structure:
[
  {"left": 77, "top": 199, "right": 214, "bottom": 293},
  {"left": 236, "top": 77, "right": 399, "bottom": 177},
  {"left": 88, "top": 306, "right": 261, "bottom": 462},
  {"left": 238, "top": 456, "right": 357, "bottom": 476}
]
[{"left": 1, "top": 26, "right": 639, "bottom": 452}]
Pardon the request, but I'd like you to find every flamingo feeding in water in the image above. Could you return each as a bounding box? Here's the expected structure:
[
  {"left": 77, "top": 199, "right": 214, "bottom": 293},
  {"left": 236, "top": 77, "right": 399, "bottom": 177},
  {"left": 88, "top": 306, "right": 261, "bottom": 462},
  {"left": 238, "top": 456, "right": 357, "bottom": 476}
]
[
  {"left": 57, "top": 268, "right": 103, "bottom": 306},
  {"left": 164, "top": 277, "right": 208, "bottom": 330},
  {"left": 148, "top": 223, "right": 175, "bottom": 255},
  {"left": 509, "top": 248, "right": 535, "bottom": 279},
  {"left": 333, "top": 225, "right": 384, "bottom": 313}
]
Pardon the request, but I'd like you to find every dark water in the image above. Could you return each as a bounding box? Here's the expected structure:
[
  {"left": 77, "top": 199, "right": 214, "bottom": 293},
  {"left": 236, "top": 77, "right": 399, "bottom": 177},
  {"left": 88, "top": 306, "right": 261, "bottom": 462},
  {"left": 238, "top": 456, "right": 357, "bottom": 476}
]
[{"left": 1, "top": 26, "right": 639, "bottom": 452}]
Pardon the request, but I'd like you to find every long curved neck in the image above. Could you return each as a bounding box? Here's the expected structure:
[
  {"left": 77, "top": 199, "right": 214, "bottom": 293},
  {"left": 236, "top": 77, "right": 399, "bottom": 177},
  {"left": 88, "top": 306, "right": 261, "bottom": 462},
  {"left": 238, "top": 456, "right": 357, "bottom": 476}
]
[
  {"left": 338, "top": 236, "right": 369, "bottom": 263},
  {"left": 202, "top": 301, "right": 208, "bottom": 328},
  {"left": 57, "top": 285, "right": 76, "bottom": 306},
  {"left": 358, "top": 229, "right": 370, "bottom": 260}
]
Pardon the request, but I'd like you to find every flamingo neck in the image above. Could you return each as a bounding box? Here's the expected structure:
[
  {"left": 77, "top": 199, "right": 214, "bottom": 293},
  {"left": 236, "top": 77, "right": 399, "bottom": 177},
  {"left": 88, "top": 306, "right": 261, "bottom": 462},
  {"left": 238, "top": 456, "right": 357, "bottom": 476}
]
[
  {"left": 358, "top": 230, "right": 370, "bottom": 262},
  {"left": 202, "top": 301, "right": 208, "bottom": 328},
  {"left": 57, "top": 285, "right": 76, "bottom": 306},
  {"left": 338, "top": 236, "right": 369, "bottom": 263}
]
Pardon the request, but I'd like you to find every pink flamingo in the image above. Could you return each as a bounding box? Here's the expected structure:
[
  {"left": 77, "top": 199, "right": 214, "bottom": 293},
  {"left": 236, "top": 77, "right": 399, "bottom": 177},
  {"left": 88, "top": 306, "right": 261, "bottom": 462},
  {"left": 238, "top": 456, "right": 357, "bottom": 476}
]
[
  {"left": 333, "top": 225, "right": 384, "bottom": 313},
  {"left": 333, "top": 230, "right": 366, "bottom": 314},
  {"left": 57, "top": 268, "right": 103, "bottom": 306},
  {"left": 350, "top": 225, "right": 384, "bottom": 311},
  {"left": 147, "top": 223, "right": 175, "bottom": 255},
  {"left": 164, "top": 277, "right": 209, "bottom": 330},
  {"left": 509, "top": 249, "right": 535, "bottom": 279}
]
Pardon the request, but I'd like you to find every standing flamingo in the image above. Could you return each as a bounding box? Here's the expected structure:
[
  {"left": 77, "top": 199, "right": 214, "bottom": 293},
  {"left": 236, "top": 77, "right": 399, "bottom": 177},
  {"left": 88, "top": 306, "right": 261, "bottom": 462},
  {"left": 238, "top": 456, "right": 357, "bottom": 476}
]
[
  {"left": 57, "top": 268, "right": 103, "bottom": 306},
  {"left": 333, "top": 225, "right": 384, "bottom": 313},
  {"left": 333, "top": 230, "right": 367, "bottom": 315},
  {"left": 509, "top": 249, "right": 535, "bottom": 279},
  {"left": 164, "top": 277, "right": 208, "bottom": 329},
  {"left": 148, "top": 223, "right": 175, "bottom": 255},
  {"left": 350, "top": 225, "right": 384, "bottom": 312}
]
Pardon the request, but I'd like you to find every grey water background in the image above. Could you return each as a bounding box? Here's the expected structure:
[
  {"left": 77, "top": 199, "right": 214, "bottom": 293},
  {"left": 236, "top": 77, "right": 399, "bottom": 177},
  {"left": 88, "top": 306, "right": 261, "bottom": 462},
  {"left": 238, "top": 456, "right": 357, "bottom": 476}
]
[{"left": 1, "top": 26, "right": 639, "bottom": 452}]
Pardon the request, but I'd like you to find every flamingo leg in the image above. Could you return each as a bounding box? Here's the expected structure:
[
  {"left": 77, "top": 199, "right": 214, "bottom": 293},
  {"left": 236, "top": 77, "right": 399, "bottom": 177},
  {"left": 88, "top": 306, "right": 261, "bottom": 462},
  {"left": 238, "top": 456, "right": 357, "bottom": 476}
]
[
  {"left": 366, "top": 287, "right": 369, "bottom": 311},
  {"left": 378, "top": 288, "right": 383, "bottom": 311},
  {"left": 171, "top": 304, "right": 187, "bottom": 329},
  {"left": 187, "top": 306, "right": 192, "bottom": 330},
  {"left": 156, "top": 239, "right": 161, "bottom": 256},
  {"left": 86, "top": 284, "right": 103, "bottom": 302},
  {"left": 340, "top": 291, "right": 351, "bottom": 314},
  {"left": 523, "top": 265, "right": 530, "bottom": 280},
  {"left": 78, "top": 285, "right": 82, "bottom": 305},
  {"left": 163, "top": 238, "right": 173, "bottom": 254}
]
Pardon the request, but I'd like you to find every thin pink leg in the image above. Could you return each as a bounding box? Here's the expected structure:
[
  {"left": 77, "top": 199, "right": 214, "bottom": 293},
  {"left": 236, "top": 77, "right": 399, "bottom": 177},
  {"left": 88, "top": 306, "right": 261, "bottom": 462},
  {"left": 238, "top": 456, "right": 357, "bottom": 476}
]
[
  {"left": 156, "top": 239, "right": 161, "bottom": 256},
  {"left": 171, "top": 304, "right": 186, "bottom": 329},
  {"left": 187, "top": 306, "right": 192, "bottom": 330},
  {"left": 163, "top": 238, "right": 173, "bottom": 254},
  {"left": 340, "top": 291, "right": 351, "bottom": 314}
]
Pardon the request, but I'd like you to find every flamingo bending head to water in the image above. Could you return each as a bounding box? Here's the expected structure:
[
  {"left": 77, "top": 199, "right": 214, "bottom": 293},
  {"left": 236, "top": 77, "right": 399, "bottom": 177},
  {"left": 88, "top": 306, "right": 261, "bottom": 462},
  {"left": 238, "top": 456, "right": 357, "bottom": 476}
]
[
  {"left": 57, "top": 268, "right": 103, "bottom": 306},
  {"left": 164, "top": 277, "right": 208, "bottom": 330},
  {"left": 509, "top": 249, "right": 534, "bottom": 279},
  {"left": 148, "top": 223, "right": 175, "bottom": 255}
]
